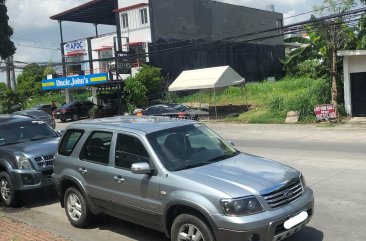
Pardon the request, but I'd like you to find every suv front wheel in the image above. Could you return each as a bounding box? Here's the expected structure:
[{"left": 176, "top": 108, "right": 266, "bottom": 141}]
[
  {"left": 171, "top": 214, "right": 215, "bottom": 241},
  {"left": 64, "top": 187, "right": 93, "bottom": 228},
  {"left": 0, "top": 171, "right": 17, "bottom": 207}
]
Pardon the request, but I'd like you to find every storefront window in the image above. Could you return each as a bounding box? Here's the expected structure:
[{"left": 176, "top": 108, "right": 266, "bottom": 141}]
[
  {"left": 66, "top": 55, "right": 83, "bottom": 76},
  {"left": 99, "top": 50, "right": 114, "bottom": 73}
]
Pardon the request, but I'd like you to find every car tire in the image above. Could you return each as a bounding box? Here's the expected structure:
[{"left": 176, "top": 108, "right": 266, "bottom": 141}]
[
  {"left": 64, "top": 187, "right": 93, "bottom": 228},
  {"left": 72, "top": 114, "right": 79, "bottom": 121},
  {"left": 0, "top": 171, "right": 18, "bottom": 207},
  {"left": 171, "top": 214, "right": 214, "bottom": 241}
]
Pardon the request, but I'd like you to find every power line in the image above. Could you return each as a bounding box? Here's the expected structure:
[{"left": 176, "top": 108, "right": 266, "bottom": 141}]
[
  {"left": 12, "top": 6, "right": 366, "bottom": 69},
  {"left": 14, "top": 43, "right": 60, "bottom": 51}
]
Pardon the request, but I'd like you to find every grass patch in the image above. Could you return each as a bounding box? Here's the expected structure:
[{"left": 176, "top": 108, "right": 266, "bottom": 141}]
[{"left": 177, "top": 77, "right": 330, "bottom": 123}]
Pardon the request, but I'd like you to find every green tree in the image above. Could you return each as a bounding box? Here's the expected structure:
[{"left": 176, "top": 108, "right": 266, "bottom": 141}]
[
  {"left": 43, "top": 62, "right": 56, "bottom": 76},
  {"left": 311, "top": 0, "right": 358, "bottom": 106},
  {"left": 134, "top": 65, "right": 163, "bottom": 97},
  {"left": 17, "top": 64, "right": 46, "bottom": 97},
  {"left": 284, "top": 30, "right": 327, "bottom": 78},
  {"left": 0, "top": 0, "right": 16, "bottom": 60},
  {"left": 0, "top": 88, "right": 24, "bottom": 114},
  {"left": 124, "top": 77, "right": 148, "bottom": 112}
]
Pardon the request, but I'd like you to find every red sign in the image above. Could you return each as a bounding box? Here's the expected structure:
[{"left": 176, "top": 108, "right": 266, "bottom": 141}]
[{"left": 314, "top": 104, "right": 337, "bottom": 120}]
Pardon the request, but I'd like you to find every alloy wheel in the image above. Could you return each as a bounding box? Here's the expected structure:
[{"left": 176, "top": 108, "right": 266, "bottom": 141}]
[
  {"left": 67, "top": 193, "right": 82, "bottom": 221},
  {"left": 178, "top": 224, "right": 204, "bottom": 241},
  {"left": 0, "top": 178, "right": 11, "bottom": 201}
]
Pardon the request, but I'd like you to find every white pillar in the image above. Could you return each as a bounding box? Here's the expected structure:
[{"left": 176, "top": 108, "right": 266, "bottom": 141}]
[
  {"left": 92, "top": 87, "right": 98, "bottom": 105},
  {"left": 343, "top": 56, "right": 352, "bottom": 116}
]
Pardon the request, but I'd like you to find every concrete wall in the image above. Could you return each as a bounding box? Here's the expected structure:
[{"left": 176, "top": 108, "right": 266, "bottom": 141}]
[
  {"left": 150, "top": 0, "right": 283, "bottom": 45},
  {"left": 91, "top": 34, "right": 116, "bottom": 73},
  {"left": 343, "top": 55, "right": 366, "bottom": 116},
  {"left": 117, "top": 0, "right": 152, "bottom": 43}
]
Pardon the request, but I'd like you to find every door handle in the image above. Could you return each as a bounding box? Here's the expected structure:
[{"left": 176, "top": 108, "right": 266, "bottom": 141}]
[
  {"left": 113, "top": 176, "right": 125, "bottom": 183},
  {"left": 78, "top": 168, "right": 88, "bottom": 175}
]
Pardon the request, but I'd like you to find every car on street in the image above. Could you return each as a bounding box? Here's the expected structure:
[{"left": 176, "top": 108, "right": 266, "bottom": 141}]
[
  {"left": 32, "top": 104, "right": 53, "bottom": 115},
  {"left": 54, "top": 101, "right": 94, "bottom": 122},
  {"left": 12, "top": 110, "right": 56, "bottom": 129},
  {"left": 143, "top": 104, "right": 200, "bottom": 120},
  {"left": 0, "top": 115, "right": 60, "bottom": 206},
  {"left": 52, "top": 116, "right": 314, "bottom": 241}
]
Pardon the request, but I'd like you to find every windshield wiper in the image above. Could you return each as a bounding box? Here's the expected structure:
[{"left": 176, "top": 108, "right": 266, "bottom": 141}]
[{"left": 206, "top": 153, "right": 239, "bottom": 163}]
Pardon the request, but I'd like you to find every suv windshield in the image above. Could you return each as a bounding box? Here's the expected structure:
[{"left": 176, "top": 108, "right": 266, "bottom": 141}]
[
  {"left": 0, "top": 121, "right": 58, "bottom": 146},
  {"left": 147, "top": 124, "right": 239, "bottom": 171}
]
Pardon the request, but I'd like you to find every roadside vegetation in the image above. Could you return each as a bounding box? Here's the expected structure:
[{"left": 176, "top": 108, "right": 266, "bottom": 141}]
[{"left": 177, "top": 77, "right": 330, "bottom": 123}]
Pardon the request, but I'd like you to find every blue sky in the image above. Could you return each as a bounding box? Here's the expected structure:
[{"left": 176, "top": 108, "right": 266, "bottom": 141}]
[{"left": 1, "top": 0, "right": 321, "bottom": 82}]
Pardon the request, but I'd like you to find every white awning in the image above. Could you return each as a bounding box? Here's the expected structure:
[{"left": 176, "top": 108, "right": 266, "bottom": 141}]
[{"left": 168, "top": 66, "right": 245, "bottom": 92}]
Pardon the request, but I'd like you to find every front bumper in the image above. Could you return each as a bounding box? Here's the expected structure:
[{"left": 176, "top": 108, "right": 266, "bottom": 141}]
[
  {"left": 55, "top": 113, "right": 71, "bottom": 120},
  {"left": 215, "top": 188, "right": 314, "bottom": 241},
  {"left": 9, "top": 169, "right": 54, "bottom": 191}
]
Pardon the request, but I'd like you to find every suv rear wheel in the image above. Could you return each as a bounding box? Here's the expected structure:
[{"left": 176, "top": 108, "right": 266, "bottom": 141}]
[
  {"left": 171, "top": 214, "right": 214, "bottom": 241},
  {"left": 64, "top": 187, "right": 92, "bottom": 228},
  {"left": 0, "top": 172, "right": 17, "bottom": 207}
]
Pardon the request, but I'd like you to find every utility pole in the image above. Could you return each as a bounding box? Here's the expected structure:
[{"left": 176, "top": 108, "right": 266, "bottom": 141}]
[
  {"left": 10, "top": 56, "right": 16, "bottom": 91},
  {"left": 5, "top": 58, "right": 11, "bottom": 89}
]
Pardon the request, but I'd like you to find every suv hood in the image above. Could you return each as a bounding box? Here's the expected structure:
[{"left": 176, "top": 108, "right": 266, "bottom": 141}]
[
  {"left": 0, "top": 138, "right": 59, "bottom": 157},
  {"left": 175, "top": 153, "right": 299, "bottom": 198}
]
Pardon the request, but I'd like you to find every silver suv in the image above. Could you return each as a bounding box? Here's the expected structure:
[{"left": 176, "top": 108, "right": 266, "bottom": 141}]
[{"left": 53, "top": 117, "right": 314, "bottom": 241}]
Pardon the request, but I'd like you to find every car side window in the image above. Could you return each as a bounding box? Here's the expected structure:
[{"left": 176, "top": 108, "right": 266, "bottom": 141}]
[
  {"left": 145, "top": 107, "right": 157, "bottom": 115},
  {"left": 59, "top": 129, "right": 84, "bottom": 156},
  {"left": 80, "top": 131, "right": 113, "bottom": 165},
  {"left": 115, "top": 134, "right": 150, "bottom": 170}
]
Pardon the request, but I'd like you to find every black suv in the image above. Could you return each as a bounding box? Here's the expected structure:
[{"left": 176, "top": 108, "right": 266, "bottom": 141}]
[
  {"left": 0, "top": 115, "right": 59, "bottom": 206},
  {"left": 54, "top": 101, "right": 94, "bottom": 122}
]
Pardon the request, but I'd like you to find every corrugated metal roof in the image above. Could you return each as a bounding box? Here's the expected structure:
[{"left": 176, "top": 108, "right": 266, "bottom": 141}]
[{"left": 50, "top": 0, "right": 117, "bottom": 25}]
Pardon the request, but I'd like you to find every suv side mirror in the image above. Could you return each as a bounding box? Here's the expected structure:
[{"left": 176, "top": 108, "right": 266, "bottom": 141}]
[{"left": 131, "top": 163, "right": 151, "bottom": 175}]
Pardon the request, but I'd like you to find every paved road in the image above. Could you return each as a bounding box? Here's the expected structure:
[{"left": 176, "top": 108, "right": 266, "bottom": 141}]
[{"left": 1, "top": 122, "right": 365, "bottom": 241}]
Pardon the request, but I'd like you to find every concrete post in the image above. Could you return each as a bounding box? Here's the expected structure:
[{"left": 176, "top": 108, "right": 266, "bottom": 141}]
[{"left": 65, "top": 89, "right": 71, "bottom": 104}]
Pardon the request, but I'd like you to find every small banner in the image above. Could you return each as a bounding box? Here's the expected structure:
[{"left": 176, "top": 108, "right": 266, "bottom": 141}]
[{"left": 314, "top": 104, "right": 337, "bottom": 120}]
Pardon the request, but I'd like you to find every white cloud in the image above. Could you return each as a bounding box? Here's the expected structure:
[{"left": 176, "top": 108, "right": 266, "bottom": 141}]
[{"left": 7, "top": 0, "right": 88, "bottom": 31}]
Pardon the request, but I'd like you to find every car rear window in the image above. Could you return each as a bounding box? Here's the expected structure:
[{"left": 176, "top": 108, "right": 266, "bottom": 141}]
[{"left": 58, "top": 129, "right": 84, "bottom": 156}]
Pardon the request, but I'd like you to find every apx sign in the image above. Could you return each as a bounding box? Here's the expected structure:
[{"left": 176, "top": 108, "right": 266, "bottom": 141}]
[{"left": 64, "top": 40, "right": 84, "bottom": 54}]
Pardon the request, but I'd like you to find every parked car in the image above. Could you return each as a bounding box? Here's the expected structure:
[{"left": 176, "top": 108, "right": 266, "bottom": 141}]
[
  {"left": 12, "top": 110, "right": 56, "bottom": 129},
  {"left": 32, "top": 104, "right": 53, "bottom": 115},
  {"left": 143, "top": 104, "right": 198, "bottom": 119},
  {"left": 54, "top": 101, "right": 94, "bottom": 122},
  {"left": 168, "top": 103, "right": 209, "bottom": 119},
  {"left": 53, "top": 117, "right": 314, "bottom": 241},
  {"left": 0, "top": 115, "right": 60, "bottom": 206}
]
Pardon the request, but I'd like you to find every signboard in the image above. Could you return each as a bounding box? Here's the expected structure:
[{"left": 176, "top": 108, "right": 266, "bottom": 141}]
[
  {"left": 42, "top": 73, "right": 108, "bottom": 91},
  {"left": 117, "top": 58, "right": 131, "bottom": 74},
  {"left": 314, "top": 104, "right": 337, "bottom": 120},
  {"left": 64, "top": 40, "right": 85, "bottom": 54}
]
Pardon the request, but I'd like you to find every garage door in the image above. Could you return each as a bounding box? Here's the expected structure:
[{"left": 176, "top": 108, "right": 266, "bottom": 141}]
[{"left": 351, "top": 72, "right": 366, "bottom": 117}]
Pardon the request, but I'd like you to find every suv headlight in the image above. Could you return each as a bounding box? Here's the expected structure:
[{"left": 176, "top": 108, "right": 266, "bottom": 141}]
[
  {"left": 16, "top": 156, "right": 33, "bottom": 170},
  {"left": 300, "top": 173, "right": 307, "bottom": 190},
  {"left": 220, "top": 196, "right": 264, "bottom": 216}
]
